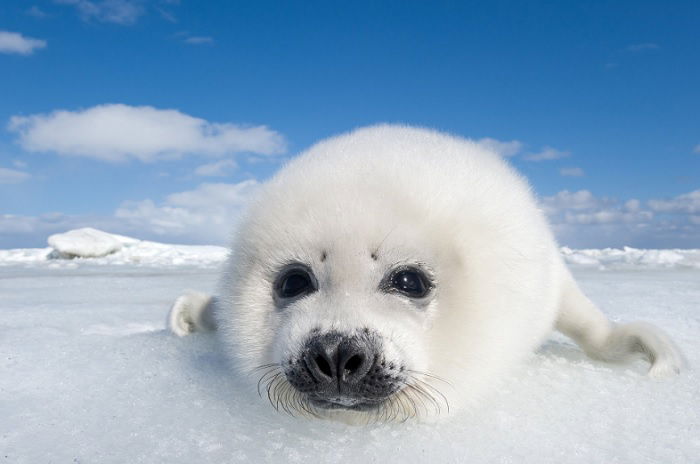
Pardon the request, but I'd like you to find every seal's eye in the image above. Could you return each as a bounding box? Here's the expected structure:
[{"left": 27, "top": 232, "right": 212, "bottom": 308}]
[
  {"left": 388, "top": 268, "right": 431, "bottom": 298},
  {"left": 275, "top": 265, "right": 317, "bottom": 301}
]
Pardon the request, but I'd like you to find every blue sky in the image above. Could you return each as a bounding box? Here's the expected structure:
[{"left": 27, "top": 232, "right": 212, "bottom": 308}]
[{"left": 1, "top": 0, "right": 699, "bottom": 248}]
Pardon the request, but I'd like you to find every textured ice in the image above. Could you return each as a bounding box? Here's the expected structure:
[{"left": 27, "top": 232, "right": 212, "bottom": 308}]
[
  {"left": 0, "top": 230, "right": 227, "bottom": 268},
  {"left": 47, "top": 227, "right": 137, "bottom": 258},
  {"left": 1, "top": 234, "right": 698, "bottom": 463}
]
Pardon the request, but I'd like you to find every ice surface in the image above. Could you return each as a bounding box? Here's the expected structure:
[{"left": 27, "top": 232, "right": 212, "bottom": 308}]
[{"left": 1, "top": 233, "right": 699, "bottom": 463}]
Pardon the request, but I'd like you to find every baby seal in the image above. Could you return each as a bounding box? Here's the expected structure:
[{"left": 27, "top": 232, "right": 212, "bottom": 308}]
[{"left": 169, "top": 125, "right": 681, "bottom": 422}]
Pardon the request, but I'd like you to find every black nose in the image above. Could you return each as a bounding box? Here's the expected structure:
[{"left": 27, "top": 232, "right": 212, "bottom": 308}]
[
  {"left": 305, "top": 333, "right": 372, "bottom": 384},
  {"left": 284, "top": 330, "right": 404, "bottom": 409},
  {"left": 284, "top": 330, "right": 404, "bottom": 407}
]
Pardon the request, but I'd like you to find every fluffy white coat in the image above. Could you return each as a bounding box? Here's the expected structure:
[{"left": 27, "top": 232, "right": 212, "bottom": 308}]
[{"left": 169, "top": 125, "right": 681, "bottom": 421}]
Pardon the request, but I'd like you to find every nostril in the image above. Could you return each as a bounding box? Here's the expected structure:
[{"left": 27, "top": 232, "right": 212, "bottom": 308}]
[
  {"left": 315, "top": 355, "right": 332, "bottom": 378},
  {"left": 344, "top": 354, "right": 364, "bottom": 375},
  {"left": 299, "top": 333, "right": 375, "bottom": 389}
]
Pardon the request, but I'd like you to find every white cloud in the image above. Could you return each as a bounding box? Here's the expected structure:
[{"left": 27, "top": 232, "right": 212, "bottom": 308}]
[
  {"left": 0, "top": 31, "right": 47, "bottom": 55},
  {"left": 474, "top": 138, "right": 573, "bottom": 165},
  {"left": 194, "top": 159, "right": 237, "bottom": 177},
  {"left": 523, "top": 147, "right": 571, "bottom": 162},
  {"left": 0, "top": 167, "right": 31, "bottom": 184},
  {"left": 562, "top": 209, "right": 653, "bottom": 225},
  {"left": 114, "top": 181, "right": 259, "bottom": 242},
  {"left": 625, "top": 43, "right": 660, "bottom": 53},
  {"left": 543, "top": 190, "right": 648, "bottom": 225},
  {"left": 693, "top": 144, "right": 700, "bottom": 154},
  {"left": 560, "top": 167, "right": 584, "bottom": 177},
  {"left": 648, "top": 190, "right": 700, "bottom": 214},
  {"left": 0, "top": 213, "right": 60, "bottom": 238},
  {"left": 8, "top": 104, "right": 287, "bottom": 162},
  {"left": 0, "top": 212, "right": 128, "bottom": 249},
  {"left": 0, "top": 181, "right": 260, "bottom": 247},
  {"left": 475, "top": 138, "right": 523, "bottom": 157},
  {"left": 184, "top": 36, "right": 214, "bottom": 45},
  {"left": 157, "top": 7, "right": 177, "bottom": 23},
  {"left": 624, "top": 199, "right": 641, "bottom": 212},
  {"left": 26, "top": 6, "right": 48, "bottom": 18},
  {"left": 55, "top": 0, "right": 144, "bottom": 25},
  {"left": 540, "top": 190, "right": 601, "bottom": 214},
  {"left": 542, "top": 189, "right": 700, "bottom": 248}
]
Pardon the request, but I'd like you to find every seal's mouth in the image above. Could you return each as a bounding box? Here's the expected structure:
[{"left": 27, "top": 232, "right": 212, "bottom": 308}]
[{"left": 309, "top": 397, "right": 386, "bottom": 411}]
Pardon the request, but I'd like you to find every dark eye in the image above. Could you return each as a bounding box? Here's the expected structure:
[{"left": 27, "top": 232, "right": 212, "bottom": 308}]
[
  {"left": 388, "top": 268, "right": 431, "bottom": 298},
  {"left": 275, "top": 265, "right": 317, "bottom": 300}
]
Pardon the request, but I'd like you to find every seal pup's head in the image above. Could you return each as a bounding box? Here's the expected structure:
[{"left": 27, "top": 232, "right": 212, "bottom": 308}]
[{"left": 215, "top": 125, "right": 559, "bottom": 422}]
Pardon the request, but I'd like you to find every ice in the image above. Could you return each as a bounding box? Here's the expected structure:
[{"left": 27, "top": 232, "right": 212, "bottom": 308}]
[
  {"left": 0, "top": 229, "right": 228, "bottom": 268},
  {"left": 47, "top": 227, "right": 137, "bottom": 258},
  {"left": 1, "top": 233, "right": 698, "bottom": 463}
]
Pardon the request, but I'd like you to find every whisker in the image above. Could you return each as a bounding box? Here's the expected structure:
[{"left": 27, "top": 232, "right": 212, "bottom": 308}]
[
  {"left": 277, "top": 382, "right": 295, "bottom": 417},
  {"left": 293, "top": 390, "right": 312, "bottom": 416},
  {"left": 256, "top": 367, "right": 282, "bottom": 397},
  {"left": 251, "top": 362, "right": 281, "bottom": 373},
  {"left": 394, "top": 391, "right": 411, "bottom": 422},
  {"left": 407, "top": 383, "right": 440, "bottom": 416},
  {"left": 266, "top": 373, "right": 281, "bottom": 411},
  {"left": 409, "top": 376, "right": 450, "bottom": 414},
  {"left": 405, "top": 369, "right": 453, "bottom": 387},
  {"left": 251, "top": 364, "right": 451, "bottom": 423},
  {"left": 256, "top": 369, "right": 322, "bottom": 419},
  {"left": 399, "top": 388, "right": 419, "bottom": 420},
  {"left": 399, "top": 377, "right": 428, "bottom": 415}
]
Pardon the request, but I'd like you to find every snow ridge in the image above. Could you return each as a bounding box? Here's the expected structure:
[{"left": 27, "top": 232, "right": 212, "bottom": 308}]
[{"left": 0, "top": 228, "right": 227, "bottom": 267}]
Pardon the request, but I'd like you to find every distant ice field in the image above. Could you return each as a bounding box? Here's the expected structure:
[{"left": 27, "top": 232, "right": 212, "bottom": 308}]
[{"left": 1, "top": 240, "right": 698, "bottom": 463}]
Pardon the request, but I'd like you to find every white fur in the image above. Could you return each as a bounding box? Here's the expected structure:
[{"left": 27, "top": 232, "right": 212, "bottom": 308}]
[
  {"left": 170, "top": 125, "right": 682, "bottom": 420},
  {"left": 168, "top": 290, "right": 216, "bottom": 337}
]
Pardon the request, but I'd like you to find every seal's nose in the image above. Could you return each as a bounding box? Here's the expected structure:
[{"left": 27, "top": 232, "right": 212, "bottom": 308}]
[
  {"left": 305, "top": 333, "right": 373, "bottom": 385},
  {"left": 284, "top": 330, "right": 404, "bottom": 408}
]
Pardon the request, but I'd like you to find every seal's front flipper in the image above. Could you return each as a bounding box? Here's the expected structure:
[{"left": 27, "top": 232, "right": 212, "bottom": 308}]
[{"left": 168, "top": 290, "right": 217, "bottom": 336}]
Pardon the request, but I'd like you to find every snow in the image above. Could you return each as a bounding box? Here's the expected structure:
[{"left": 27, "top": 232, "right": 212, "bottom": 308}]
[
  {"left": 47, "top": 227, "right": 137, "bottom": 258},
  {"left": 0, "top": 229, "right": 227, "bottom": 268},
  {"left": 1, "top": 230, "right": 698, "bottom": 463}
]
